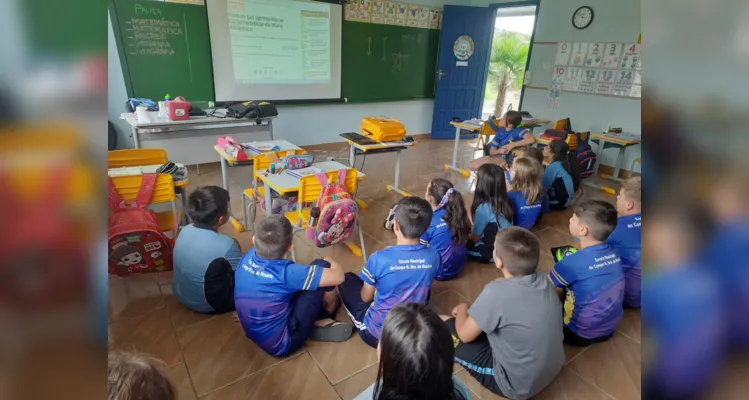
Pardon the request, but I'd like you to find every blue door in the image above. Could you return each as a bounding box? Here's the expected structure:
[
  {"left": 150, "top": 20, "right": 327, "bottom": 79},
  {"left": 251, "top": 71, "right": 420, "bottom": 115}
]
[{"left": 430, "top": 6, "right": 495, "bottom": 139}]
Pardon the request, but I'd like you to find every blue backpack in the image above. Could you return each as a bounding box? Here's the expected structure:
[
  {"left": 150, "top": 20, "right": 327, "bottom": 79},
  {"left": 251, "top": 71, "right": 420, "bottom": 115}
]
[{"left": 573, "top": 132, "right": 597, "bottom": 179}]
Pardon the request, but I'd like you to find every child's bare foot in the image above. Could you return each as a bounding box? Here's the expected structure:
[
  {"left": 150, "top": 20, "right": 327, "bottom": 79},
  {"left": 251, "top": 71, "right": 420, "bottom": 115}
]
[{"left": 232, "top": 312, "right": 239, "bottom": 322}]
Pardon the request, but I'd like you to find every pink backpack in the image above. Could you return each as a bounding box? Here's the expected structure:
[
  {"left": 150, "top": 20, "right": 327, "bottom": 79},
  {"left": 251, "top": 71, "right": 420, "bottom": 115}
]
[
  {"left": 107, "top": 173, "right": 174, "bottom": 276},
  {"left": 306, "top": 170, "right": 358, "bottom": 247}
]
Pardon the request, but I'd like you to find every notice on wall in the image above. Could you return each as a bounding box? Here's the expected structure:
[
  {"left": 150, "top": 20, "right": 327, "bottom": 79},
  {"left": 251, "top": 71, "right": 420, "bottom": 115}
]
[
  {"left": 345, "top": 1, "right": 359, "bottom": 20},
  {"left": 620, "top": 43, "right": 640, "bottom": 69},
  {"left": 569, "top": 43, "right": 588, "bottom": 67},
  {"left": 601, "top": 43, "right": 623, "bottom": 68},
  {"left": 578, "top": 68, "right": 599, "bottom": 93},
  {"left": 595, "top": 69, "right": 615, "bottom": 94},
  {"left": 612, "top": 69, "right": 634, "bottom": 96},
  {"left": 584, "top": 43, "right": 603, "bottom": 67},
  {"left": 555, "top": 42, "right": 571, "bottom": 65},
  {"left": 371, "top": 1, "right": 385, "bottom": 23},
  {"left": 563, "top": 67, "right": 582, "bottom": 91}
]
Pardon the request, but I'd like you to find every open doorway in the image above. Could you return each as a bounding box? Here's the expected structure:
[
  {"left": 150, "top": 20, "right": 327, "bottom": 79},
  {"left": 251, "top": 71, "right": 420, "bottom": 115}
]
[{"left": 482, "top": 4, "right": 537, "bottom": 120}]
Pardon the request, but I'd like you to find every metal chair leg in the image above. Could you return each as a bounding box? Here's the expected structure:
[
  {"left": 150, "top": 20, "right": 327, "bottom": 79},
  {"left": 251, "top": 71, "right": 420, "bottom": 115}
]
[{"left": 358, "top": 219, "right": 368, "bottom": 262}]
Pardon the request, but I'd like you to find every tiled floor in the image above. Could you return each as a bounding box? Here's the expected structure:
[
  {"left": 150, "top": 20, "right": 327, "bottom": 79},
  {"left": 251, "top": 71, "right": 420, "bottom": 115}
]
[{"left": 108, "top": 137, "right": 641, "bottom": 399}]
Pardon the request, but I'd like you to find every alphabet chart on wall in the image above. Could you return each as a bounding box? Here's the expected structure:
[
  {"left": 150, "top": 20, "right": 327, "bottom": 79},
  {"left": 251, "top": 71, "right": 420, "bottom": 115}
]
[{"left": 550, "top": 41, "right": 641, "bottom": 99}]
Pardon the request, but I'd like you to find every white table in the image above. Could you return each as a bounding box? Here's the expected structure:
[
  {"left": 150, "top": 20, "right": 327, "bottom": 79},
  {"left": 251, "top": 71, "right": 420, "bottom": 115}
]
[
  {"left": 340, "top": 134, "right": 416, "bottom": 199},
  {"left": 120, "top": 111, "right": 276, "bottom": 167},
  {"left": 213, "top": 139, "right": 302, "bottom": 190},
  {"left": 244, "top": 161, "right": 365, "bottom": 232}
]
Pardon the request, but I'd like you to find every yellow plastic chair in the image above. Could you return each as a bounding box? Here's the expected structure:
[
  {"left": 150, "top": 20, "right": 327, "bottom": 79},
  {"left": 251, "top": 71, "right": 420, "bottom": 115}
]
[
  {"left": 108, "top": 174, "right": 180, "bottom": 239},
  {"left": 474, "top": 119, "right": 501, "bottom": 151},
  {"left": 241, "top": 149, "right": 308, "bottom": 232},
  {"left": 107, "top": 149, "right": 168, "bottom": 168},
  {"left": 285, "top": 168, "right": 367, "bottom": 263},
  {"left": 108, "top": 148, "right": 191, "bottom": 225}
]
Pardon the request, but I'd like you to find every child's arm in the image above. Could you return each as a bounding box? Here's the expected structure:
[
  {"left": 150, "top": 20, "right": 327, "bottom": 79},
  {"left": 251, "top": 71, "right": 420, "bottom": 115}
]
[
  {"left": 319, "top": 258, "right": 345, "bottom": 287},
  {"left": 453, "top": 303, "right": 483, "bottom": 343},
  {"left": 499, "top": 132, "right": 536, "bottom": 154},
  {"left": 361, "top": 282, "right": 376, "bottom": 303}
]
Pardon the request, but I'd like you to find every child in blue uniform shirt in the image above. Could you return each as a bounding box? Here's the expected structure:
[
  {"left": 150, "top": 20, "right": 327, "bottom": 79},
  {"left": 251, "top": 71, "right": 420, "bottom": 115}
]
[
  {"left": 338, "top": 196, "right": 441, "bottom": 348},
  {"left": 549, "top": 200, "right": 624, "bottom": 346},
  {"left": 421, "top": 178, "right": 471, "bottom": 280},
  {"left": 234, "top": 216, "right": 352, "bottom": 357},
  {"left": 542, "top": 140, "right": 580, "bottom": 210},
  {"left": 607, "top": 177, "right": 642, "bottom": 308},
  {"left": 469, "top": 111, "right": 536, "bottom": 171},
  {"left": 505, "top": 157, "right": 548, "bottom": 230},
  {"left": 466, "top": 164, "right": 514, "bottom": 263}
]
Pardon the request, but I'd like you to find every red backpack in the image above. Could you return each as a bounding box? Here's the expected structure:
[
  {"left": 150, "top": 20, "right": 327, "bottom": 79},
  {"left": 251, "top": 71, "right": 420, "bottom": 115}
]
[{"left": 108, "top": 173, "right": 174, "bottom": 276}]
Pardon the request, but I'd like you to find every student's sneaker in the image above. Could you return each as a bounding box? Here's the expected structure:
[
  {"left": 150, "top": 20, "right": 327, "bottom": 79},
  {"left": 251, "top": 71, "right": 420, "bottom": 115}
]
[{"left": 384, "top": 205, "right": 397, "bottom": 230}]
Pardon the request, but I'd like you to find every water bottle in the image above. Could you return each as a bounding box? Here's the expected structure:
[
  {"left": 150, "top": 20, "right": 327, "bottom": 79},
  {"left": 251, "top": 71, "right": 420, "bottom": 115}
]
[
  {"left": 309, "top": 207, "right": 321, "bottom": 227},
  {"left": 165, "top": 93, "right": 172, "bottom": 113}
]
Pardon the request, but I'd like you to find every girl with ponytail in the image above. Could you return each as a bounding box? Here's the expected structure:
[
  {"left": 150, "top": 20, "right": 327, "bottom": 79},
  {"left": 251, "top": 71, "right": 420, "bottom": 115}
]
[
  {"left": 421, "top": 178, "right": 471, "bottom": 280},
  {"left": 542, "top": 139, "right": 581, "bottom": 210}
]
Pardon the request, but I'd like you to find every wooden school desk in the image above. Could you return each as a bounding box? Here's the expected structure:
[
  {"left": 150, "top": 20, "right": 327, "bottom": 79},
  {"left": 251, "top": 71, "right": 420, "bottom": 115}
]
[
  {"left": 446, "top": 119, "right": 550, "bottom": 177},
  {"left": 340, "top": 133, "right": 417, "bottom": 200},
  {"left": 213, "top": 139, "right": 302, "bottom": 189}
]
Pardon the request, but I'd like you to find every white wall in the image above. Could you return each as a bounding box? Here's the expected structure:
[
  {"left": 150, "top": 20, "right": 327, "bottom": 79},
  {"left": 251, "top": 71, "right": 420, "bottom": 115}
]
[{"left": 107, "top": 0, "right": 469, "bottom": 150}]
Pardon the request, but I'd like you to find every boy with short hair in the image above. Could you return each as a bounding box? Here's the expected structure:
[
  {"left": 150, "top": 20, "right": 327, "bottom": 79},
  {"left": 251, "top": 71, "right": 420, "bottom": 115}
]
[
  {"left": 338, "top": 196, "right": 441, "bottom": 348},
  {"left": 172, "top": 186, "right": 242, "bottom": 314},
  {"left": 550, "top": 200, "right": 624, "bottom": 346},
  {"left": 607, "top": 177, "right": 642, "bottom": 308},
  {"left": 234, "top": 215, "right": 352, "bottom": 357},
  {"left": 469, "top": 110, "right": 536, "bottom": 171},
  {"left": 445, "top": 227, "right": 564, "bottom": 399}
]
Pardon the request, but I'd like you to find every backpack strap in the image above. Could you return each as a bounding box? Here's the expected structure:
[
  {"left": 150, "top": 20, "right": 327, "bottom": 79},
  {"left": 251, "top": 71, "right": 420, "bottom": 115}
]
[
  {"left": 135, "top": 173, "right": 158, "bottom": 209},
  {"left": 337, "top": 169, "right": 348, "bottom": 184},
  {"left": 108, "top": 176, "right": 124, "bottom": 211},
  {"left": 314, "top": 172, "right": 329, "bottom": 187}
]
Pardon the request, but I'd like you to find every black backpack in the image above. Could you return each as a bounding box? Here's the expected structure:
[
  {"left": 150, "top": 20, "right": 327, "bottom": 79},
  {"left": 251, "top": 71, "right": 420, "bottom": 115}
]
[{"left": 226, "top": 101, "right": 278, "bottom": 121}]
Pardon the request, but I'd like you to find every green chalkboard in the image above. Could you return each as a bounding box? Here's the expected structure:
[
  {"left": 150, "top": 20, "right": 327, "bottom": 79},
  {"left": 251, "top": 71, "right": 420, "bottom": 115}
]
[
  {"left": 110, "top": 0, "right": 214, "bottom": 102},
  {"left": 342, "top": 21, "right": 439, "bottom": 103}
]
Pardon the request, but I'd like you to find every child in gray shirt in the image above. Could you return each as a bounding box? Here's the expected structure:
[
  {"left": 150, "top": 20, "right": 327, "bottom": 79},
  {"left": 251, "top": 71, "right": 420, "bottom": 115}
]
[{"left": 444, "top": 227, "right": 565, "bottom": 399}]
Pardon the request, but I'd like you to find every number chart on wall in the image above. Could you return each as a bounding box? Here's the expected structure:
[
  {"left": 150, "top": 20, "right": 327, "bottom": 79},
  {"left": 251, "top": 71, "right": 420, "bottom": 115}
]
[{"left": 552, "top": 42, "right": 640, "bottom": 99}]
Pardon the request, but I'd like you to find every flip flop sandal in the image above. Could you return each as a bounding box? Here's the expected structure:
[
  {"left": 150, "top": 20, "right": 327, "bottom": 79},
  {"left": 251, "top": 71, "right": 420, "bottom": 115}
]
[{"left": 311, "top": 322, "right": 353, "bottom": 343}]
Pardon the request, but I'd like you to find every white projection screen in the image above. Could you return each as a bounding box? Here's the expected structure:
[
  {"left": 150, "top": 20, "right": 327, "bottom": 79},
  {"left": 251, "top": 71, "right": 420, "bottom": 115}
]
[{"left": 207, "top": 0, "right": 343, "bottom": 102}]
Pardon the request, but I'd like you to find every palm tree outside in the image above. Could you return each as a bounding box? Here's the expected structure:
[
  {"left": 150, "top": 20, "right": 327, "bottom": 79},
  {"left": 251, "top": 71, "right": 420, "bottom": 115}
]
[{"left": 486, "top": 30, "right": 531, "bottom": 118}]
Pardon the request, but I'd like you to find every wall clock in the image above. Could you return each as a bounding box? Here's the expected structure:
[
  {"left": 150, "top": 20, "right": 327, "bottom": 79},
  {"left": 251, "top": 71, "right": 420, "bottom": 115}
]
[{"left": 572, "top": 6, "right": 594, "bottom": 30}]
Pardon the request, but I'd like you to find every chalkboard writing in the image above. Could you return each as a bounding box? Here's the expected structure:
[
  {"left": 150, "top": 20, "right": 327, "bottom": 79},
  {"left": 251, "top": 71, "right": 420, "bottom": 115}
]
[{"left": 111, "top": 0, "right": 214, "bottom": 101}]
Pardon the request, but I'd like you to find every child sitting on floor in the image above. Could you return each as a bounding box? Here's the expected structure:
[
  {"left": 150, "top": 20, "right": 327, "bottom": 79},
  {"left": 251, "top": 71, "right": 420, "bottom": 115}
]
[
  {"left": 234, "top": 215, "right": 352, "bottom": 357},
  {"left": 506, "top": 157, "right": 548, "bottom": 230},
  {"left": 542, "top": 140, "right": 580, "bottom": 210},
  {"left": 445, "top": 227, "right": 564, "bottom": 399},
  {"left": 466, "top": 164, "right": 514, "bottom": 263},
  {"left": 469, "top": 111, "right": 536, "bottom": 171},
  {"left": 172, "top": 186, "right": 242, "bottom": 314},
  {"left": 607, "top": 177, "right": 642, "bottom": 308},
  {"left": 354, "top": 303, "right": 471, "bottom": 400},
  {"left": 549, "top": 200, "right": 624, "bottom": 346},
  {"left": 339, "top": 196, "right": 440, "bottom": 348},
  {"left": 421, "top": 178, "right": 471, "bottom": 281}
]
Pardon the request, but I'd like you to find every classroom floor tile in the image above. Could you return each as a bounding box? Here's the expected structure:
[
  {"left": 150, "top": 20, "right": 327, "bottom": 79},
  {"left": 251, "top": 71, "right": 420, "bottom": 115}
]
[{"left": 108, "top": 136, "right": 639, "bottom": 399}]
